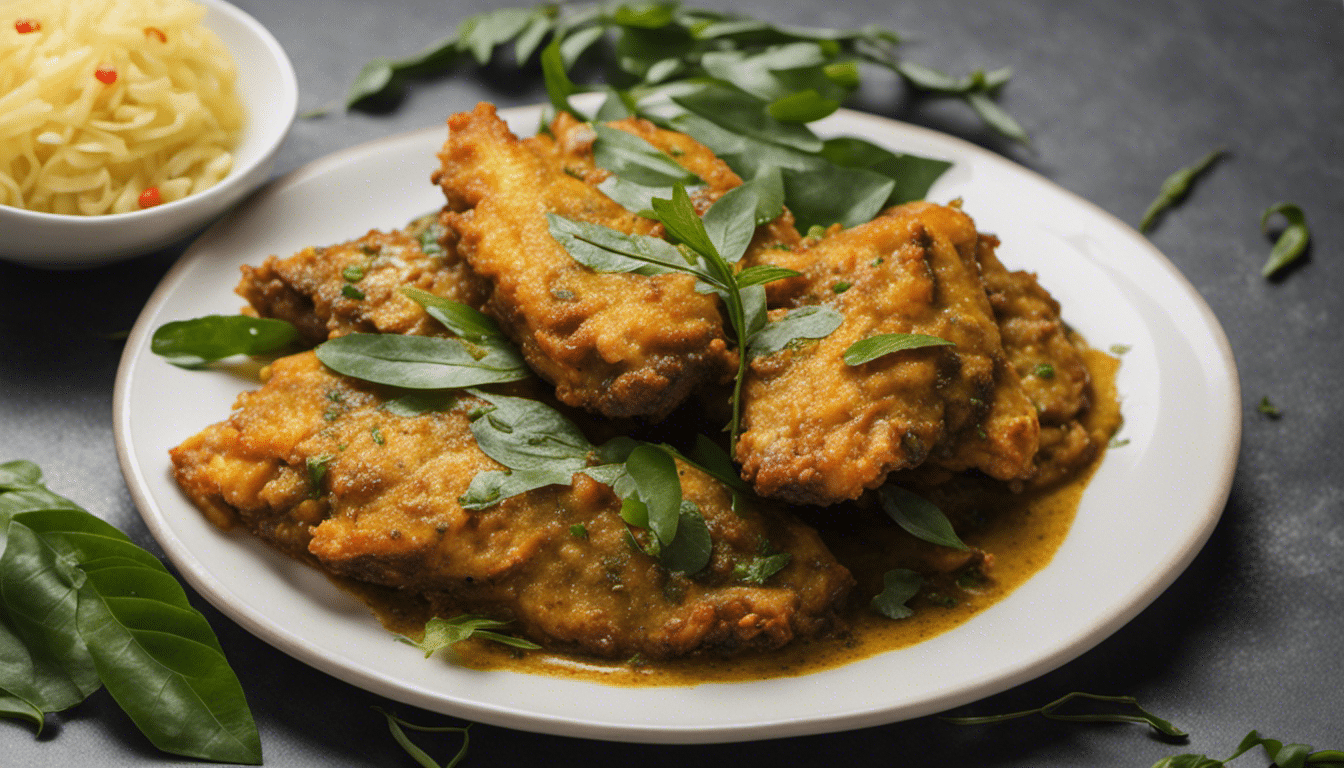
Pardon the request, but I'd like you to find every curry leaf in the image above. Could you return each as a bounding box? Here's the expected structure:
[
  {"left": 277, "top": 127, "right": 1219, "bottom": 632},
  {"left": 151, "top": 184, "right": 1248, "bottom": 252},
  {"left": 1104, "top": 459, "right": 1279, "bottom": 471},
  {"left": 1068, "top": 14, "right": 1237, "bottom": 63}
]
[
  {"left": 593, "top": 124, "right": 701, "bottom": 187},
  {"left": 399, "top": 287, "right": 504, "bottom": 342},
  {"left": 844, "top": 333, "right": 954, "bottom": 365},
  {"left": 0, "top": 465, "right": 260, "bottom": 763},
  {"left": 819, "top": 136, "right": 952, "bottom": 206},
  {"left": 944, "top": 692, "right": 1186, "bottom": 740},
  {"left": 624, "top": 444, "right": 683, "bottom": 547},
  {"left": 315, "top": 334, "right": 528, "bottom": 389},
  {"left": 747, "top": 305, "right": 843, "bottom": 358},
  {"left": 780, "top": 163, "right": 893, "bottom": 231},
  {"left": 672, "top": 83, "right": 824, "bottom": 153},
  {"left": 151, "top": 315, "right": 299, "bottom": 367},
  {"left": 376, "top": 708, "right": 472, "bottom": 768},
  {"left": 1139, "top": 148, "right": 1227, "bottom": 233},
  {"left": 546, "top": 214, "right": 695, "bottom": 277},
  {"left": 398, "top": 615, "right": 540, "bottom": 656},
  {"left": 871, "top": 568, "right": 921, "bottom": 619},
  {"left": 661, "top": 502, "right": 713, "bottom": 574},
  {"left": 1260, "top": 202, "right": 1310, "bottom": 278},
  {"left": 879, "top": 485, "right": 970, "bottom": 551}
]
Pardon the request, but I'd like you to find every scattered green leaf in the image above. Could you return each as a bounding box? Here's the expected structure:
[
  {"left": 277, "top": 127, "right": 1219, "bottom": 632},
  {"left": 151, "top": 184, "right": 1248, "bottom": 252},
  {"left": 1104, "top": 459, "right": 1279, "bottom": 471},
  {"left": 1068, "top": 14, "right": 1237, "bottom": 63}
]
[
  {"left": 375, "top": 708, "right": 472, "bottom": 768},
  {"left": 871, "top": 568, "right": 922, "bottom": 619},
  {"left": 315, "top": 333, "right": 528, "bottom": 390},
  {"left": 844, "top": 333, "right": 954, "bottom": 366},
  {"left": 1260, "top": 202, "right": 1310, "bottom": 278},
  {"left": 944, "top": 692, "right": 1187, "bottom": 739},
  {"left": 878, "top": 484, "right": 970, "bottom": 551},
  {"left": 1257, "top": 396, "right": 1282, "bottom": 419},
  {"left": 0, "top": 461, "right": 261, "bottom": 764},
  {"left": 151, "top": 315, "right": 299, "bottom": 367},
  {"left": 398, "top": 615, "right": 540, "bottom": 656},
  {"left": 1139, "top": 149, "right": 1227, "bottom": 233}
]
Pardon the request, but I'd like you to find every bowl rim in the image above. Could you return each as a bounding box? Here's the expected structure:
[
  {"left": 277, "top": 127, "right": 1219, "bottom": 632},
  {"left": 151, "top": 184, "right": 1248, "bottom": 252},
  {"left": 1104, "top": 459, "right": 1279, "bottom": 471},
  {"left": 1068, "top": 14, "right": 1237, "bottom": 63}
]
[{"left": 0, "top": 0, "right": 298, "bottom": 228}]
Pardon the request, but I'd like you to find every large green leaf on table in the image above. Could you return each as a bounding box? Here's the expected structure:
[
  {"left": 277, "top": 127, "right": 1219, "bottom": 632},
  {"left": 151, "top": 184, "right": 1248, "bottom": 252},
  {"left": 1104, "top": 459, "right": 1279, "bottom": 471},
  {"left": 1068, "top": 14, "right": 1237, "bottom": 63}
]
[{"left": 0, "top": 462, "right": 261, "bottom": 763}]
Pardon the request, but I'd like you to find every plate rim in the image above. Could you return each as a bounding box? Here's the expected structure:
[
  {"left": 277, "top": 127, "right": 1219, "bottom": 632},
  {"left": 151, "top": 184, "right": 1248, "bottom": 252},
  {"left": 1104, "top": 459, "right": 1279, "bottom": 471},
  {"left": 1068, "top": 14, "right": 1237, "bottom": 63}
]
[{"left": 113, "top": 103, "right": 1240, "bottom": 743}]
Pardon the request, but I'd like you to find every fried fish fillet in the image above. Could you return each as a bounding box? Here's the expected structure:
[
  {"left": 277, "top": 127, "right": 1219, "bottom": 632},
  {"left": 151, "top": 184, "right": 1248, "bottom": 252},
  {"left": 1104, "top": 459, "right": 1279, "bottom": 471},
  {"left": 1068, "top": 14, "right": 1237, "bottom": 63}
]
[
  {"left": 170, "top": 351, "right": 853, "bottom": 659},
  {"left": 434, "top": 103, "right": 739, "bottom": 421},
  {"left": 736, "top": 201, "right": 1040, "bottom": 506},
  {"left": 236, "top": 214, "right": 485, "bottom": 345},
  {"left": 974, "top": 239, "right": 1101, "bottom": 486}
]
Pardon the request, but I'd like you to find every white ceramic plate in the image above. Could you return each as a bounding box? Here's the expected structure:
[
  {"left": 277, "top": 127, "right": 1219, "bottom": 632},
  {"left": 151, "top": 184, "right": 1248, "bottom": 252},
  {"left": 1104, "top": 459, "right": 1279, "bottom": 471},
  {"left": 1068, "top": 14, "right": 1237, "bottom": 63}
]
[{"left": 114, "top": 104, "right": 1239, "bottom": 744}]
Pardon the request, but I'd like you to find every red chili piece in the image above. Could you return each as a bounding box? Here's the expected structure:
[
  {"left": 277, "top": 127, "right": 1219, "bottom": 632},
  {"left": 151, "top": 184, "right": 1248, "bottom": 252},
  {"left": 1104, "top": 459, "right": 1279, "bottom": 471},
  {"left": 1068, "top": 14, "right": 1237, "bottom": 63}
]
[
  {"left": 15, "top": 19, "right": 40, "bottom": 33},
  {"left": 95, "top": 66, "right": 117, "bottom": 84},
  {"left": 138, "top": 187, "right": 162, "bottom": 209},
  {"left": 144, "top": 26, "right": 166, "bottom": 43}
]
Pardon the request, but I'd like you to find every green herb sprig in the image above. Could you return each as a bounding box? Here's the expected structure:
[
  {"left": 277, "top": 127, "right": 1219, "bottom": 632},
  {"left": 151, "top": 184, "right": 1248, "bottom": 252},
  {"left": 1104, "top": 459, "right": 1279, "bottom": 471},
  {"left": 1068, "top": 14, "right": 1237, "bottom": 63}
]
[
  {"left": 342, "top": 2, "right": 1025, "bottom": 141},
  {"left": 844, "top": 333, "right": 954, "bottom": 366},
  {"left": 375, "top": 707, "right": 472, "bottom": 768},
  {"left": 456, "top": 390, "right": 714, "bottom": 575},
  {"left": 397, "top": 615, "right": 540, "bottom": 656},
  {"left": 942, "top": 691, "right": 1187, "bottom": 738},
  {"left": 0, "top": 461, "right": 261, "bottom": 764},
  {"left": 1153, "top": 730, "right": 1344, "bottom": 768},
  {"left": 548, "top": 180, "right": 842, "bottom": 450},
  {"left": 879, "top": 484, "right": 970, "bottom": 551}
]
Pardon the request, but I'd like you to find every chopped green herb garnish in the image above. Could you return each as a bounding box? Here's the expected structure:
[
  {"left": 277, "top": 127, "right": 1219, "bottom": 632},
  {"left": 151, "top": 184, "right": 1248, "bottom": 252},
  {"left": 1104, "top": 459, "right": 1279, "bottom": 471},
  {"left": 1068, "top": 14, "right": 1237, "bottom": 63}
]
[
  {"left": 372, "top": 425, "right": 386, "bottom": 444},
  {"left": 1109, "top": 437, "right": 1130, "bottom": 449},
  {"left": 569, "top": 523, "right": 589, "bottom": 539},
  {"left": 342, "top": 264, "right": 366, "bottom": 282},
  {"left": 342, "top": 284, "right": 366, "bottom": 300},
  {"left": 1032, "top": 363, "right": 1055, "bottom": 379},
  {"left": 733, "top": 552, "right": 792, "bottom": 584},
  {"left": 1109, "top": 343, "right": 1132, "bottom": 355},
  {"left": 832, "top": 281, "right": 852, "bottom": 294}
]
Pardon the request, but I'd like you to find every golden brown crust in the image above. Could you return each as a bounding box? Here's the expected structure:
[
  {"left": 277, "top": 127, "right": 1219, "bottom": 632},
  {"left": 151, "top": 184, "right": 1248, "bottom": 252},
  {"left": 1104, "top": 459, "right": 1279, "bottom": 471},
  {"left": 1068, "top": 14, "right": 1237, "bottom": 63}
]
[
  {"left": 736, "top": 202, "right": 1040, "bottom": 506},
  {"left": 170, "top": 351, "right": 853, "bottom": 659},
  {"left": 434, "top": 103, "right": 738, "bottom": 420},
  {"left": 236, "top": 215, "right": 487, "bottom": 345}
]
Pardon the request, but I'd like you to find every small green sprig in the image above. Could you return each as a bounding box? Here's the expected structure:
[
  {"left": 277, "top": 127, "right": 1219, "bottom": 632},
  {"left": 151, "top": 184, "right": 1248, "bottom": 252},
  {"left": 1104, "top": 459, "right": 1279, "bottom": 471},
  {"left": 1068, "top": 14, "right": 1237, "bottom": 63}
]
[
  {"left": 374, "top": 707, "right": 472, "bottom": 768},
  {"left": 397, "top": 615, "right": 540, "bottom": 656},
  {"left": 942, "top": 691, "right": 1188, "bottom": 739},
  {"left": 1153, "top": 730, "right": 1344, "bottom": 768}
]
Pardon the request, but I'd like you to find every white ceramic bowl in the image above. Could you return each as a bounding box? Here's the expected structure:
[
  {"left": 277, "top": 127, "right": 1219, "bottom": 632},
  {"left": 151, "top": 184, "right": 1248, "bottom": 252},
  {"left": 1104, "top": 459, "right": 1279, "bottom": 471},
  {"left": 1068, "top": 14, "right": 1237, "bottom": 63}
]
[{"left": 0, "top": 0, "right": 297, "bottom": 268}]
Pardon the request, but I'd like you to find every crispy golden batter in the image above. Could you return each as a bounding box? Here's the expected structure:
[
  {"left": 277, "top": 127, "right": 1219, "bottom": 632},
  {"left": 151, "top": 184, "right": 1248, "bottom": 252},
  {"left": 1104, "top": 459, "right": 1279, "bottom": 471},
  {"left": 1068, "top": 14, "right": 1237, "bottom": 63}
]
[
  {"left": 433, "top": 103, "right": 737, "bottom": 420},
  {"left": 974, "top": 239, "right": 1101, "bottom": 486},
  {"left": 736, "top": 202, "right": 1040, "bottom": 506},
  {"left": 170, "top": 351, "right": 853, "bottom": 659},
  {"left": 236, "top": 214, "right": 486, "bottom": 345}
]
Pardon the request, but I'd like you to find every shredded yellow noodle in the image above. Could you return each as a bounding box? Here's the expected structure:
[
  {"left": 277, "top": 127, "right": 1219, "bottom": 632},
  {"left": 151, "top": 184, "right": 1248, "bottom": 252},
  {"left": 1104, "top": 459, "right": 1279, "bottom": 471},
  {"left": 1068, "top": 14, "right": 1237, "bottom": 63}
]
[{"left": 0, "top": 0, "right": 243, "bottom": 215}]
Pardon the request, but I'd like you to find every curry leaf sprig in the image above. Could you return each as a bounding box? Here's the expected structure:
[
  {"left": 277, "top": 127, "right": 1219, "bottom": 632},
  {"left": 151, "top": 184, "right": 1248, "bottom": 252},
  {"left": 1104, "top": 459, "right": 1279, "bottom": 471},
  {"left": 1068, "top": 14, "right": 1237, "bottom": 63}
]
[
  {"left": 942, "top": 691, "right": 1188, "bottom": 739},
  {"left": 1153, "top": 730, "right": 1344, "bottom": 768},
  {"left": 0, "top": 460, "right": 262, "bottom": 764},
  {"left": 397, "top": 615, "right": 540, "bottom": 656},
  {"left": 375, "top": 707, "right": 472, "bottom": 768},
  {"left": 548, "top": 178, "right": 841, "bottom": 451},
  {"left": 457, "top": 389, "right": 715, "bottom": 576},
  {"left": 342, "top": 2, "right": 1025, "bottom": 141}
]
